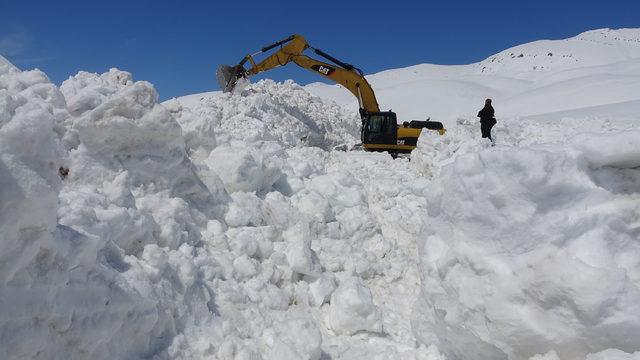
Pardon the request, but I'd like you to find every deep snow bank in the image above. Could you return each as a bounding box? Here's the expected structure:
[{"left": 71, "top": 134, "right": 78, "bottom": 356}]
[
  {"left": 2, "top": 59, "right": 436, "bottom": 359},
  {"left": 169, "top": 84, "right": 437, "bottom": 358},
  {"left": 1, "top": 59, "right": 234, "bottom": 359},
  {"left": 0, "top": 55, "right": 74, "bottom": 358},
  {"left": 412, "top": 119, "right": 640, "bottom": 360}
]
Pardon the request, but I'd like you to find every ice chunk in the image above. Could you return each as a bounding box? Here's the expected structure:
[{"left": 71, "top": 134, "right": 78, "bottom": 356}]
[
  {"left": 283, "top": 222, "right": 322, "bottom": 277},
  {"left": 264, "top": 313, "right": 322, "bottom": 360},
  {"left": 224, "top": 191, "right": 264, "bottom": 227},
  {"left": 206, "top": 145, "right": 281, "bottom": 193},
  {"left": 308, "top": 273, "right": 337, "bottom": 307},
  {"left": 328, "top": 278, "right": 382, "bottom": 335}
]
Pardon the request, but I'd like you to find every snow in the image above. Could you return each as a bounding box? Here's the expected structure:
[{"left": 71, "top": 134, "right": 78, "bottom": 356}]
[
  {"left": 571, "top": 131, "right": 640, "bottom": 168},
  {"left": 2, "top": 28, "right": 640, "bottom": 360},
  {"left": 305, "top": 28, "right": 640, "bottom": 122},
  {"left": 412, "top": 130, "right": 640, "bottom": 359},
  {"left": 328, "top": 278, "right": 383, "bottom": 335}
]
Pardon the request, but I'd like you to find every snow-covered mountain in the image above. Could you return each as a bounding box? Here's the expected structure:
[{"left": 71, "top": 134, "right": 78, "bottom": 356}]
[
  {"left": 306, "top": 28, "right": 640, "bottom": 122},
  {"left": 2, "top": 28, "right": 640, "bottom": 360}
]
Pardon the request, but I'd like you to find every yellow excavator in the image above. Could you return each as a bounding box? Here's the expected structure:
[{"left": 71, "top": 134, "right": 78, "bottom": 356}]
[{"left": 217, "top": 34, "right": 444, "bottom": 155}]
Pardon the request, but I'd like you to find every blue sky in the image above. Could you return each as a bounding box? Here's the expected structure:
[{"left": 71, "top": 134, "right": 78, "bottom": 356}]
[{"left": 1, "top": 0, "right": 638, "bottom": 100}]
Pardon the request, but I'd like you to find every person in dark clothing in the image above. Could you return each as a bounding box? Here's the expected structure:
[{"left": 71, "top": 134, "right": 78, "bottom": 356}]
[{"left": 477, "top": 98, "right": 497, "bottom": 142}]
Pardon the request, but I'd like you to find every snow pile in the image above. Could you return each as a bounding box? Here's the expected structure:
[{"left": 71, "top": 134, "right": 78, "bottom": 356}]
[
  {"left": 205, "top": 145, "right": 283, "bottom": 194},
  {"left": 164, "top": 78, "right": 362, "bottom": 197},
  {"left": 2, "top": 58, "right": 432, "bottom": 359},
  {"left": 411, "top": 118, "right": 640, "bottom": 359},
  {"left": 411, "top": 118, "right": 494, "bottom": 177},
  {"left": 1, "top": 59, "right": 238, "bottom": 359},
  {"left": 166, "top": 85, "right": 431, "bottom": 358},
  {"left": 60, "top": 68, "right": 133, "bottom": 116},
  {"left": 171, "top": 79, "right": 360, "bottom": 150}
]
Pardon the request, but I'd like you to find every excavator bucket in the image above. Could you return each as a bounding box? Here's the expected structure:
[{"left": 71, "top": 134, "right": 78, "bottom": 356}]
[{"left": 216, "top": 65, "right": 245, "bottom": 93}]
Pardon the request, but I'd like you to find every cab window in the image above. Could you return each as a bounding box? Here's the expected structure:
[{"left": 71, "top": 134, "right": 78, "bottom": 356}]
[
  {"left": 367, "top": 115, "right": 393, "bottom": 133},
  {"left": 363, "top": 113, "right": 397, "bottom": 144}
]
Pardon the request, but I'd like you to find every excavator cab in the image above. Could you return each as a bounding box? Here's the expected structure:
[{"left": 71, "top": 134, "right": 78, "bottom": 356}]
[{"left": 361, "top": 112, "right": 398, "bottom": 147}]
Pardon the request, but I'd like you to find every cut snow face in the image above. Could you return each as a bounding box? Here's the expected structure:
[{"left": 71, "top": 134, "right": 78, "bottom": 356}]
[
  {"left": 1, "top": 61, "right": 231, "bottom": 359},
  {"left": 412, "top": 124, "right": 640, "bottom": 359},
  {"left": 2, "top": 28, "right": 640, "bottom": 360}
]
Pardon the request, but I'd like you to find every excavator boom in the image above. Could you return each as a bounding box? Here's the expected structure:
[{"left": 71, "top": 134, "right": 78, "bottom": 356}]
[{"left": 217, "top": 34, "right": 380, "bottom": 113}]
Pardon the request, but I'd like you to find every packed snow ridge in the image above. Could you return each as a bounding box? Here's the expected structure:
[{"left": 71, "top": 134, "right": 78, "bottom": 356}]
[{"left": 1, "top": 27, "right": 640, "bottom": 360}]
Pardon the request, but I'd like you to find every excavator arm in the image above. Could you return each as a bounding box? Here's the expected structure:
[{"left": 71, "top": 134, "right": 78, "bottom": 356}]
[{"left": 217, "top": 34, "right": 380, "bottom": 114}]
